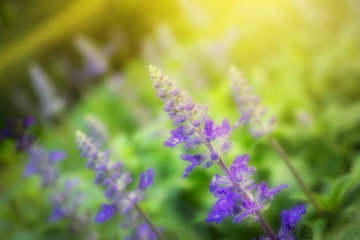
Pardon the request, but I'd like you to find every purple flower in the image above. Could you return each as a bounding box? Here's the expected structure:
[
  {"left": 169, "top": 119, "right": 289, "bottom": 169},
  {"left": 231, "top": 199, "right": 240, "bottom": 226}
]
[
  {"left": 207, "top": 155, "right": 284, "bottom": 224},
  {"left": 15, "top": 135, "right": 34, "bottom": 152},
  {"left": 232, "top": 200, "right": 262, "bottom": 224},
  {"left": 150, "top": 65, "right": 242, "bottom": 177},
  {"left": 48, "top": 179, "right": 84, "bottom": 224},
  {"left": 23, "top": 117, "right": 35, "bottom": 128},
  {"left": 48, "top": 204, "right": 65, "bottom": 222},
  {"left": 209, "top": 175, "right": 233, "bottom": 198},
  {"left": 230, "top": 67, "right": 276, "bottom": 138},
  {"left": 125, "top": 223, "right": 159, "bottom": 240},
  {"left": 138, "top": 169, "right": 154, "bottom": 189},
  {"left": 24, "top": 147, "right": 66, "bottom": 187},
  {"left": 76, "top": 131, "right": 155, "bottom": 228},
  {"left": 204, "top": 119, "right": 214, "bottom": 139},
  {"left": 73, "top": 36, "right": 110, "bottom": 79},
  {"left": 134, "top": 223, "right": 158, "bottom": 240},
  {"left": 18, "top": 129, "right": 93, "bottom": 236},
  {"left": 205, "top": 192, "right": 240, "bottom": 224},
  {"left": 254, "top": 182, "right": 288, "bottom": 206},
  {"left": 210, "top": 152, "right": 219, "bottom": 161},
  {"left": 95, "top": 204, "right": 117, "bottom": 223},
  {"left": 1, "top": 117, "right": 35, "bottom": 152},
  {"left": 278, "top": 203, "right": 306, "bottom": 240},
  {"left": 163, "top": 124, "right": 193, "bottom": 148},
  {"left": 150, "top": 66, "right": 300, "bottom": 238},
  {"left": 204, "top": 118, "right": 232, "bottom": 141},
  {"left": 85, "top": 114, "right": 108, "bottom": 146},
  {"left": 230, "top": 154, "right": 256, "bottom": 184},
  {"left": 49, "top": 151, "right": 67, "bottom": 163},
  {"left": 180, "top": 153, "right": 208, "bottom": 177}
]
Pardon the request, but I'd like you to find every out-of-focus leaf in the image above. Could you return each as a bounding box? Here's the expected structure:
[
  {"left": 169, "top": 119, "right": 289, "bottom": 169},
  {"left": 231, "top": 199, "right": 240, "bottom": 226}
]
[
  {"left": 311, "top": 219, "right": 326, "bottom": 240},
  {"left": 319, "top": 155, "right": 360, "bottom": 211},
  {"left": 341, "top": 228, "right": 360, "bottom": 240}
]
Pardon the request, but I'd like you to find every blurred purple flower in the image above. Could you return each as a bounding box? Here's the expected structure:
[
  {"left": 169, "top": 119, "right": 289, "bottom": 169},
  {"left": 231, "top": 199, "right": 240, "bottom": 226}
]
[
  {"left": 256, "top": 204, "right": 306, "bottom": 240},
  {"left": 95, "top": 204, "right": 117, "bottom": 223},
  {"left": 207, "top": 154, "right": 286, "bottom": 224},
  {"left": 180, "top": 153, "right": 208, "bottom": 177},
  {"left": 76, "top": 131, "right": 156, "bottom": 229},
  {"left": 125, "top": 222, "right": 159, "bottom": 240},
  {"left": 24, "top": 146, "right": 66, "bottom": 187},
  {"left": 278, "top": 203, "right": 306, "bottom": 240},
  {"left": 230, "top": 66, "right": 276, "bottom": 138},
  {"left": 46, "top": 178, "right": 95, "bottom": 239},
  {"left": 254, "top": 182, "right": 288, "bottom": 206},
  {"left": 48, "top": 204, "right": 65, "bottom": 222},
  {"left": 205, "top": 192, "right": 240, "bottom": 224},
  {"left": 29, "top": 63, "right": 65, "bottom": 119},
  {"left": 1, "top": 116, "right": 35, "bottom": 152},
  {"left": 150, "top": 65, "right": 243, "bottom": 177}
]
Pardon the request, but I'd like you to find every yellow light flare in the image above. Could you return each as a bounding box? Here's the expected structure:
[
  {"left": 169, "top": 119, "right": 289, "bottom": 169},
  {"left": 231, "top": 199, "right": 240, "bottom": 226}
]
[{"left": 0, "top": 0, "right": 106, "bottom": 73}]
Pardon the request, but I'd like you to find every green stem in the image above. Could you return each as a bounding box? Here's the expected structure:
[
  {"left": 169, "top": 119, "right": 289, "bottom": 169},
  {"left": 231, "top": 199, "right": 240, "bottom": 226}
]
[
  {"left": 269, "top": 136, "right": 324, "bottom": 217},
  {"left": 122, "top": 192, "right": 165, "bottom": 240}
]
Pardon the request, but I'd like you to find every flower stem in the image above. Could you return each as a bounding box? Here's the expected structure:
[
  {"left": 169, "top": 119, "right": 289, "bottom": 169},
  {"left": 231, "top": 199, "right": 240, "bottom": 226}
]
[
  {"left": 122, "top": 192, "right": 165, "bottom": 240},
  {"left": 269, "top": 137, "right": 324, "bottom": 217}
]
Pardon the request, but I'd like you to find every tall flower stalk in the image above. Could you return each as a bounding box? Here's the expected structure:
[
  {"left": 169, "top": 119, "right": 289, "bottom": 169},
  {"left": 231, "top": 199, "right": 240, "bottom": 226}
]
[
  {"left": 24, "top": 145, "right": 96, "bottom": 239},
  {"left": 229, "top": 67, "right": 324, "bottom": 217},
  {"left": 76, "top": 131, "right": 164, "bottom": 240},
  {"left": 149, "top": 66, "right": 305, "bottom": 240},
  {"left": 28, "top": 63, "right": 65, "bottom": 119}
]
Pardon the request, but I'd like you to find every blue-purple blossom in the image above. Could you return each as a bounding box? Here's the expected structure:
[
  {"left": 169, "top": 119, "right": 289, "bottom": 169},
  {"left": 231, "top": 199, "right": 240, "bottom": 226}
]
[
  {"left": 150, "top": 65, "right": 241, "bottom": 177},
  {"left": 1, "top": 117, "right": 35, "bottom": 152},
  {"left": 76, "top": 131, "right": 155, "bottom": 228},
  {"left": 254, "top": 182, "right": 288, "bottom": 206},
  {"left": 246, "top": 204, "right": 306, "bottom": 240},
  {"left": 29, "top": 63, "right": 65, "bottom": 119},
  {"left": 85, "top": 114, "right": 108, "bottom": 146},
  {"left": 125, "top": 222, "right": 159, "bottom": 240},
  {"left": 205, "top": 192, "right": 240, "bottom": 223},
  {"left": 150, "top": 66, "right": 297, "bottom": 240},
  {"left": 207, "top": 154, "right": 287, "bottom": 224},
  {"left": 134, "top": 223, "right": 158, "bottom": 240},
  {"left": 49, "top": 151, "right": 67, "bottom": 163},
  {"left": 232, "top": 200, "right": 262, "bottom": 224},
  {"left": 230, "top": 154, "right": 256, "bottom": 187},
  {"left": 139, "top": 169, "right": 154, "bottom": 189},
  {"left": 48, "top": 204, "right": 65, "bottom": 222},
  {"left": 23, "top": 116, "right": 36, "bottom": 127},
  {"left": 22, "top": 144, "right": 91, "bottom": 235},
  {"left": 24, "top": 146, "right": 66, "bottom": 187},
  {"left": 230, "top": 66, "right": 276, "bottom": 138},
  {"left": 73, "top": 36, "right": 110, "bottom": 79},
  {"left": 278, "top": 203, "right": 306, "bottom": 240},
  {"left": 48, "top": 179, "right": 85, "bottom": 224},
  {"left": 95, "top": 204, "right": 117, "bottom": 223},
  {"left": 180, "top": 153, "right": 208, "bottom": 177}
]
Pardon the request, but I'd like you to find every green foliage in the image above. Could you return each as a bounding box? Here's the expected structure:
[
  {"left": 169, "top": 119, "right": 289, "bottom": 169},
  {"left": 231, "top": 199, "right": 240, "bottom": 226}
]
[{"left": 1, "top": 0, "right": 360, "bottom": 239}]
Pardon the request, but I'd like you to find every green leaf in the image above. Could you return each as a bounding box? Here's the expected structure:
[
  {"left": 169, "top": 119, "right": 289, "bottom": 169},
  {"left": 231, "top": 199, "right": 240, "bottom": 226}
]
[
  {"left": 312, "top": 219, "right": 326, "bottom": 240},
  {"left": 341, "top": 228, "right": 360, "bottom": 240}
]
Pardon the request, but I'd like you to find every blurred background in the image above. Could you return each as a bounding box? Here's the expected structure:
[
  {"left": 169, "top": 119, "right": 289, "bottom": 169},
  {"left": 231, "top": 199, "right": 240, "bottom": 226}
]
[{"left": 0, "top": 0, "right": 360, "bottom": 239}]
